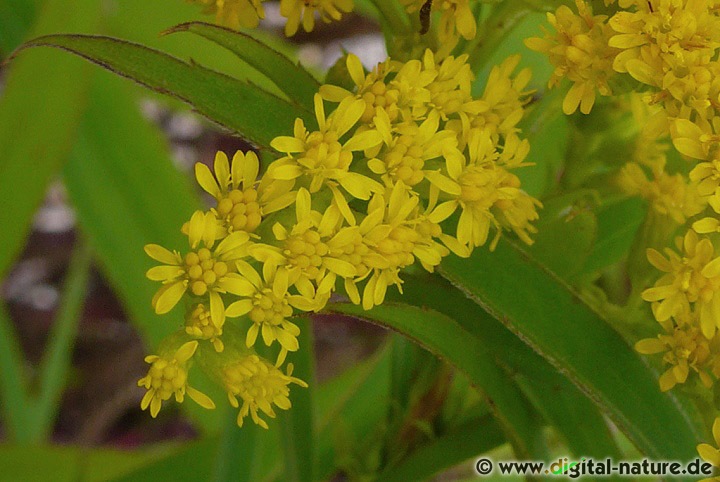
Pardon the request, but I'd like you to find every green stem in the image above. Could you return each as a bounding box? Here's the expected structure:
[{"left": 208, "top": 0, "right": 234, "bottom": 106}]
[
  {"left": 26, "top": 238, "right": 92, "bottom": 443},
  {"left": 368, "top": 0, "right": 411, "bottom": 38}
]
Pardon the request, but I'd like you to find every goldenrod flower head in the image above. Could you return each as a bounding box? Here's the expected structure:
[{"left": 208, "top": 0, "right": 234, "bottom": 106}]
[
  {"left": 618, "top": 161, "right": 704, "bottom": 224},
  {"left": 191, "top": 0, "right": 266, "bottom": 29},
  {"left": 426, "top": 129, "right": 540, "bottom": 249},
  {"left": 698, "top": 417, "right": 720, "bottom": 473},
  {"left": 195, "top": 151, "right": 295, "bottom": 236},
  {"left": 185, "top": 303, "right": 224, "bottom": 352},
  {"left": 262, "top": 188, "right": 358, "bottom": 294},
  {"left": 525, "top": 0, "right": 619, "bottom": 114},
  {"left": 144, "top": 216, "right": 250, "bottom": 326},
  {"left": 471, "top": 55, "right": 532, "bottom": 141},
  {"left": 635, "top": 317, "right": 714, "bottom": 391},
  {"left": 642, "top": 230, "right": 720, "bottom": 338},
  {"left": 138, "top": 340, "right": 215, "bottom": 417},
  {"left": 280, "top": 0, "right": 353, "bottom": 36},
  {"left": 350, "top": 182, "right": 451, "bottom": 309},
  {"left": 225, "top": 259, "right": 319, "bottom": 364},
  {"left": 609, "top": 0, "right": 720, "bottom": 75},
  {"left": 222, "top": 355, "right": 308, "bottom": 429},
  {"left": 422, "top": 50, "right": 475, "bottom": 120},
  {"left": 268, "top": 94, "right": 383, "bottom": 218},
  {"left": 370, "top": 109, "right": 456, "bottom": 188},
  {"left": 320, "top": 55, "right": 435, "bottom": 126}
]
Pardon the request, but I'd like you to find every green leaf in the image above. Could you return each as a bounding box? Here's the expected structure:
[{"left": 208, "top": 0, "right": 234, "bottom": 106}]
[
  {"left": 325, "top": 302, "right": 546, "bottom": 460},
  {"left": 439, "top": 238, "right": 704, "bottom": 465},
  {"left": 27, "top": 241, "right": 92, "bottom": 443},
  {"left": 580, "top": 197, "right": 645, "bottom": 276},
  {"left": 0, "top": 0, "right": 100, "bottom": 279},
  {"left": 63, "top": 72, "right": 200, "bottom": 350},
  {"left": 315, "top": 341, "right": 393, "bottom": 481},
  {"left": 0, "top": 442, "right": 187, "bottom": 482},
  {"left": 393, "top": 272, "right": 621, "bottom": 461},
  {"left": 16, "top": 33, "right": 311, "bottom": 149},
  {"left": 375, "top": 415, "right": 505, "bottom": 482},
  {"left": 165, "top": 22, "right": 320, "bottom": 113},
  {"left": 0, "top": 302, "right": 29, "bottom": 440},
  {"left": 279, "top": 317, "right": 316, "bottom": 482},
  {"left": 526, "top": 192, "right": 598, "bottom": 280},
  {"left": 110, "top": 439, "right": 220, "bottom": 482}
]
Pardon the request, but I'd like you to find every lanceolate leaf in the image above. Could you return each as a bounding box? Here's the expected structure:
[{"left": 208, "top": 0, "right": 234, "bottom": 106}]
[
  {"left": 0, "top": 0, "right": 99, "bottom": 279},
  {"left": 440, "top": 238, "right": 704, "bottom": 465},
  {"left": 15, "top": 34, "right": 311, "bottom": 149},
  {"left": 393, "top": 273, "right": 621, "bottom": 461},
  {"left": 166, "top": 22, "right": 320, "bottom": 112},
  {"left": 325, "top": 303, "right": 546, "bottom": 460}
]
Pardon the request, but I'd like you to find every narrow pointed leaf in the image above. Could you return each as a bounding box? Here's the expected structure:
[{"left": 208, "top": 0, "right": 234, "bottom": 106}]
[
  {"left": 166, "top": 22, "right": 319, "bottom": 112},
  {"left": 392, "top": 273, "right": 621, "bottom": 461},
  {"left": 440, "top": 238, "right": 704, "bottom": 465},
  {"left": 0, "top": 0, "right": 99, "bottom": 278},
  {"left": 15, "top": 34, "right": 311, "bottom": 149}
]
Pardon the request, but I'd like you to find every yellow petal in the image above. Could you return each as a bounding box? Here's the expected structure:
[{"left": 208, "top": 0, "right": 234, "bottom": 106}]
[{"left": 153, "top": 281, "right": 187, "bottom": 314}]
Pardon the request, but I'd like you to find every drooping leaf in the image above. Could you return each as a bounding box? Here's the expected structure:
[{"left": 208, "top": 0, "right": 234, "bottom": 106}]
[
  {"left": 15, "top": 33, "right": 312, "bottom": 150},
  {"left": 393, "top": 272, "right": 621, "bottom": 461},
  {"left": 165, "top": 22, "right": 319, "bottom": 112},
  {"left": 440, "top": 238, "right": 704, "bottom": 466},
  {"left": 0, "top": 0, "right": 100, "bottom": 279}
]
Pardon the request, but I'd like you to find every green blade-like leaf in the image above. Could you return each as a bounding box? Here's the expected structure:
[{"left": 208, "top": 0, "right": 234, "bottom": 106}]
[
  {"left": 392, "top": 272, "right": 621, "bottom": 461},
  {"left": 324, "top": 303, "right": 546, "bottom": 460},
  {"left": 279, "top": 317, "right": 316, "bottom": 482},
  {"left": 375, "top": 415, "right": 505, "bottom": 482},
  {"left": 0, "top": 0, "right": 99, "bottom": 279},
  {"left": 63, "top": 72, "right": 199, "bottom": 350},
  {"left": 439, "top": 238, "right": 704, "bottom": 465},
  {"left": 315, "top": 341, "right": 392, "bottom": 481},
  {"left": 28, "top": 241, "right": 92, "bottom": 443},
  {"left": 15, "top": 33, "right": 311, "bottom": 149},
  {"left": 166, "top": 22, "right": 319, "bottom": 112}
]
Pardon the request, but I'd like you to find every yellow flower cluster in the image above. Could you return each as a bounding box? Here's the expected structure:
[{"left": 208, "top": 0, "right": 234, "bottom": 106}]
[
  {"left": 190, "top": 0, "right": 353, "bottom": 36},
  {"left": 139, "top": 49, "right": 540, "bottom": 427}
]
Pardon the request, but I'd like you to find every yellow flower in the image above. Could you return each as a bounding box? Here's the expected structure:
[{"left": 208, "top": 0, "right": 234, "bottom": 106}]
[
  {"left": 225, "top": 259, "right": 320, "bottom": 364},
  {"left": 268, "top": 94, "right": 383, "bottom": 222},
  {"left": 525, "top": 0, "right": 619, "bottom": 115},
  {"left": 618, "top": 161, "right": 704, "bottom": 225},
  {"left": 138, "top": 340, "right": 215, "bottom": 417},
  {"left": 222, "top": 355, "right": 308, "bottom": 429},
  {"left": 259, "top": 188, "right": 358, "bottom": 295},
  {"left": 350, "top": 182, "right": 450, "bottom": 309},
  {"left": 698, "top": 418, "right": 720, "bottom": 474},
  {"left": 609, "top": 0, "right": 720, "bottom": 75},
  {"left": 369, "top": 108, "right": 457, "bottom": 188},
  {"left": 422, "top": 50, "right": 475, "bottom": 120},
  {"left": 635, "top": 315, "right": 714, "bottom": 391},
  {"left": 191, "top": 0, "right": 266, "bottom": 29},
  {"left": 448, "top": 55, "right": 532, "bottom": 149},
  {"left": 642, "top": 230, "right": 720, "bottom": 338},
  {"left": 321, "top": 54, "right": 439, "bottom": 129},
  {"left": 280, "top": 0, "right": 353, "bottom": 36},
  {"left": 185, "top": 303, "right": 224, "bottom": 353},
  {"left": 425, "top": 129, "right": 540, "bottom": 249},
  {"left": 195, "top": 151, "right": 295, "bottom": 236},
  {"left": 145, "top": 211, "right": 251, "bottom": 326}
]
